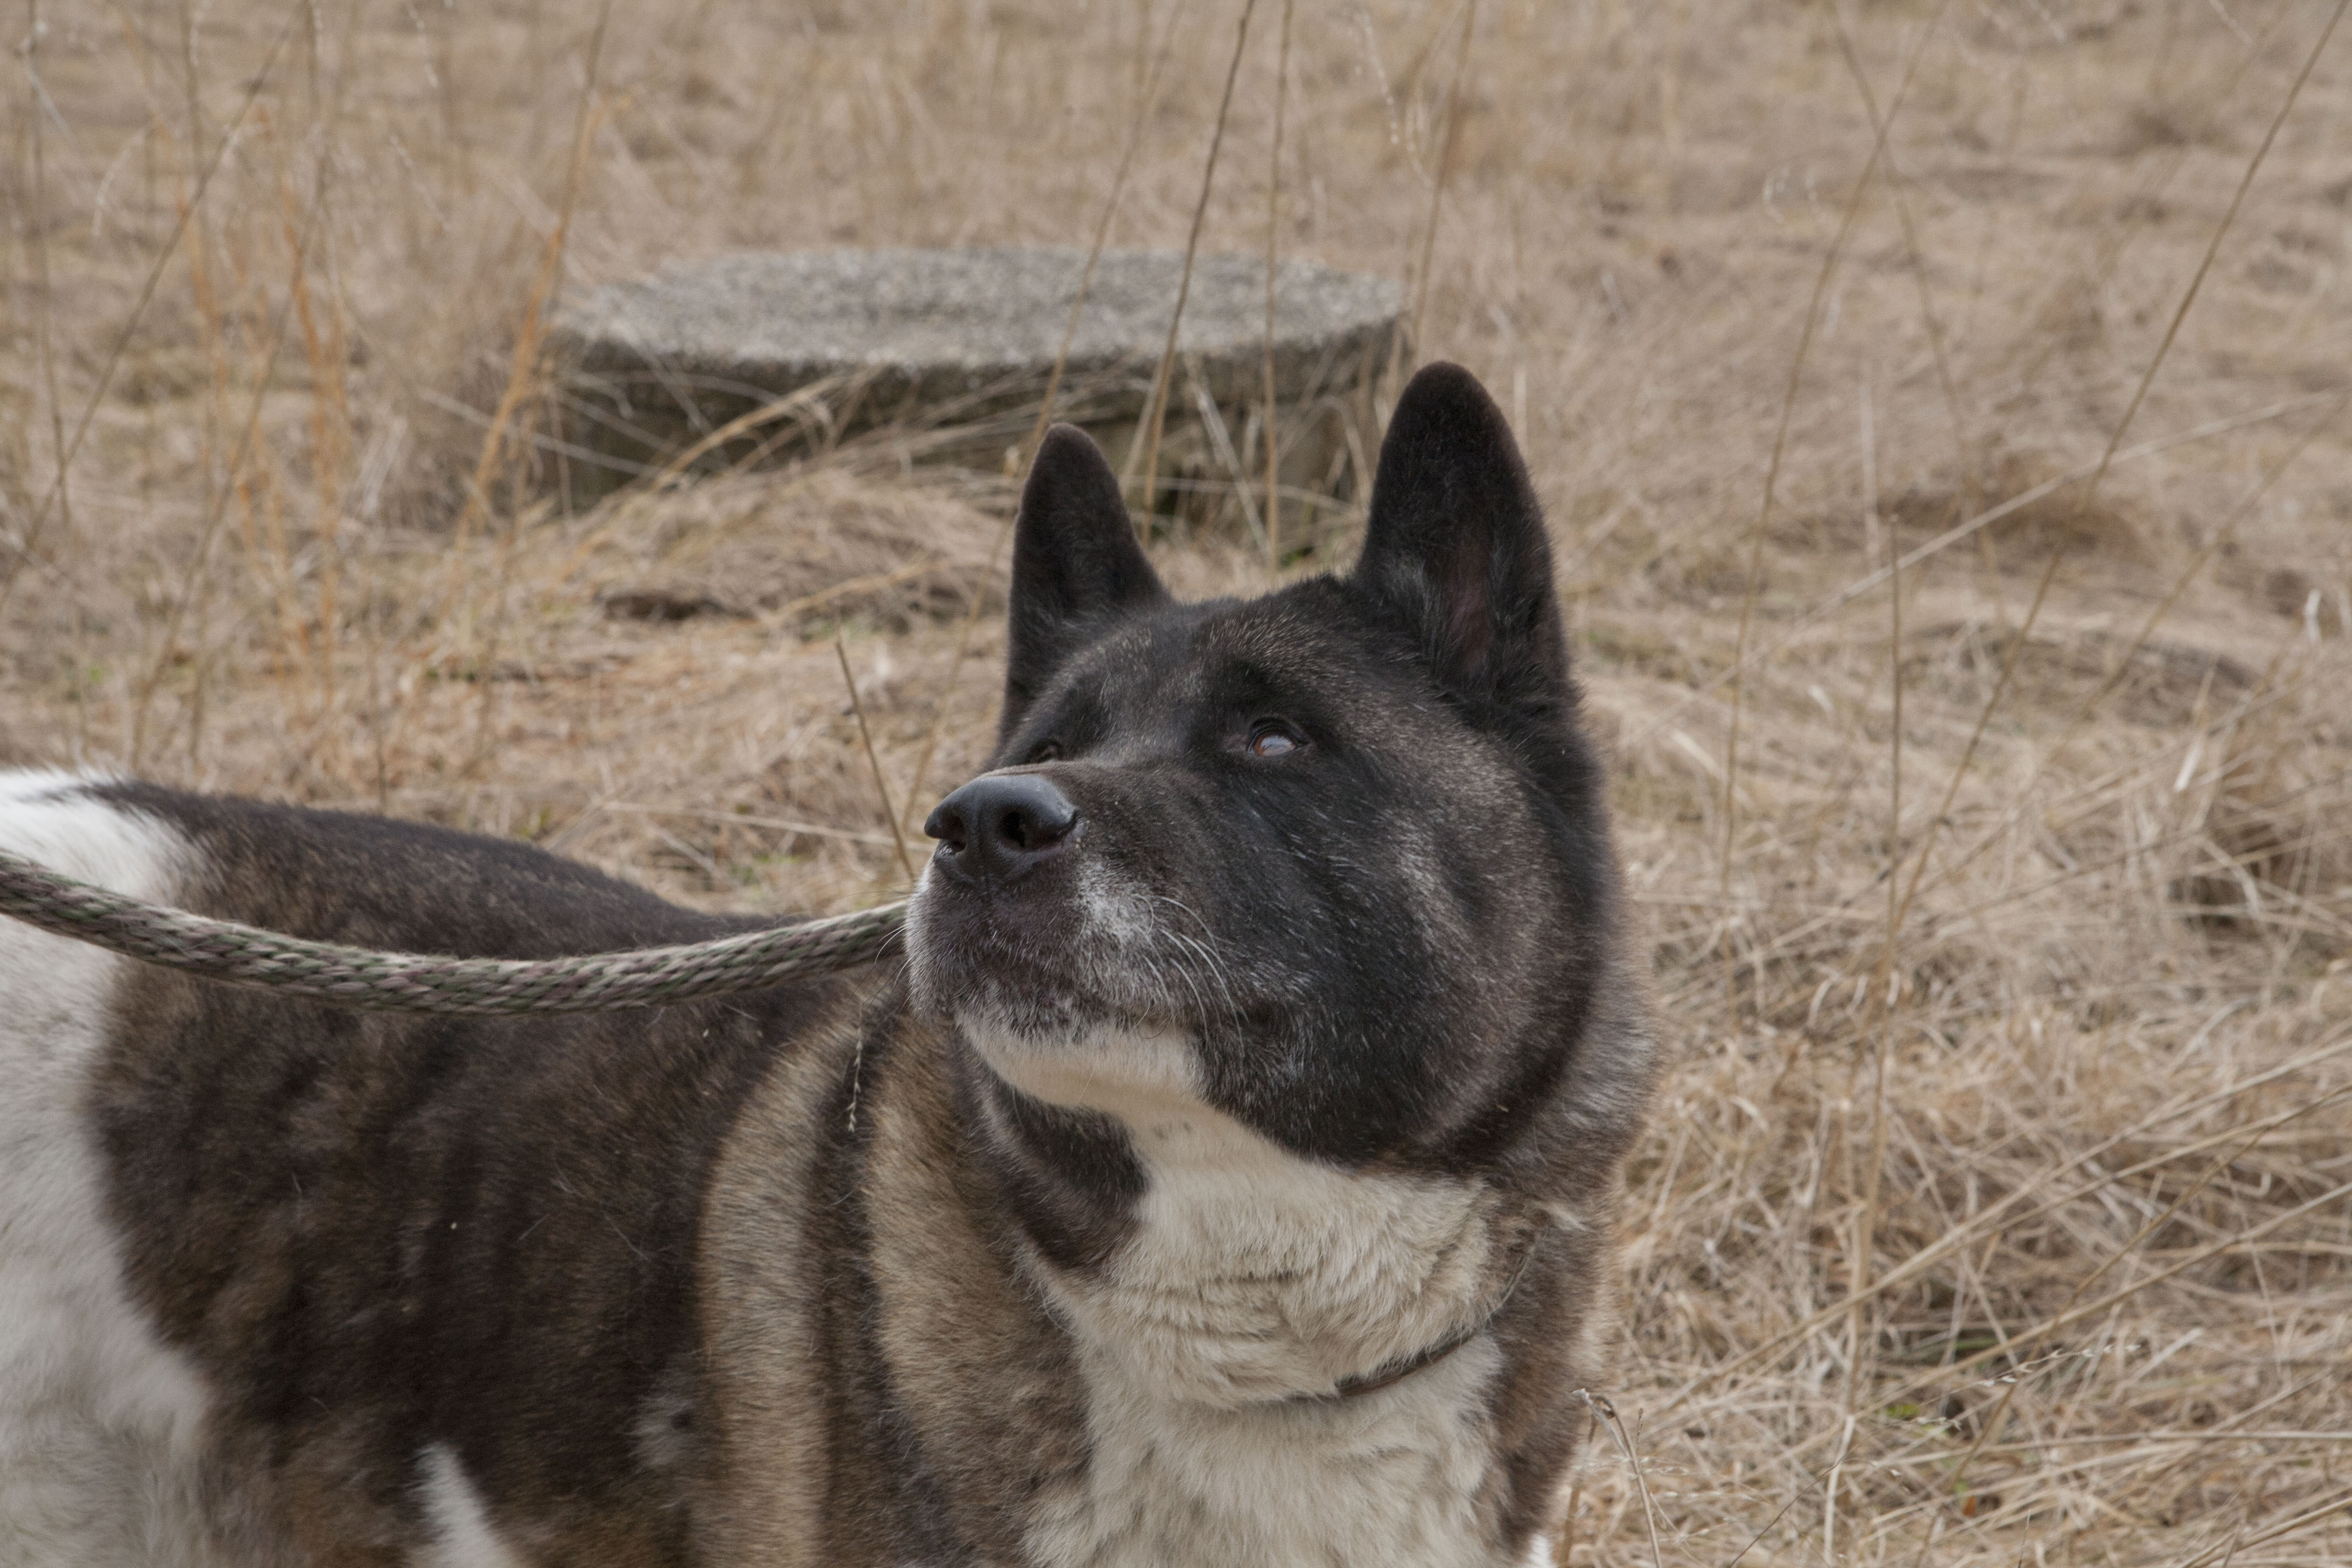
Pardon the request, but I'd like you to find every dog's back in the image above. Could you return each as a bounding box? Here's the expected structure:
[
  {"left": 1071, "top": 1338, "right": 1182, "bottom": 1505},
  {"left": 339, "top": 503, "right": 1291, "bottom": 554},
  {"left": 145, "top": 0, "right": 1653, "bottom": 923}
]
[{"left": 0, "top": 364, "right": 1654, "bottom": 1567}]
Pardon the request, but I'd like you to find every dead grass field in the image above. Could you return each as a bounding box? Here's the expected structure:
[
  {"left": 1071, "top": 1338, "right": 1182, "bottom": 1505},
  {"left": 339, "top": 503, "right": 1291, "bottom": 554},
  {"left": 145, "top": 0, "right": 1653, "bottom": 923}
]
[{"left": 6, "top": 0, "right": 2352, "bottom": 1562}]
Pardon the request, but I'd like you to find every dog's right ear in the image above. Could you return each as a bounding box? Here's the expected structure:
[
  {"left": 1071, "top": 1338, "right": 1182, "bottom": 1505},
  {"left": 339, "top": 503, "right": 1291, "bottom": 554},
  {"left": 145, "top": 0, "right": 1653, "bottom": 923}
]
[
  {"left": 1353, "top": 362, "right": 1569, "bottom": 728},
  {"left": 1000, "top": 424, "right": 1169, "bottom": 738}
]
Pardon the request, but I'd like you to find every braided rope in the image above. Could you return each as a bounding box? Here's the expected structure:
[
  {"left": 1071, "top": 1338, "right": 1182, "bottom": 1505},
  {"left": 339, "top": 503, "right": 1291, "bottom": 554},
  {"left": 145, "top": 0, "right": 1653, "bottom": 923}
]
[{"left": 0, "top": 847, "right": 905, "bottom": 1016}]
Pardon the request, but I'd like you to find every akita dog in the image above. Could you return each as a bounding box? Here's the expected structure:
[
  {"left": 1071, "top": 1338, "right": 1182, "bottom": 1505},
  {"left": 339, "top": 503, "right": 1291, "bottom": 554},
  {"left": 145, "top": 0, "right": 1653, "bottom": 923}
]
[{"left": 0, "top": 363, "right": 1653, "bottom": 1567}]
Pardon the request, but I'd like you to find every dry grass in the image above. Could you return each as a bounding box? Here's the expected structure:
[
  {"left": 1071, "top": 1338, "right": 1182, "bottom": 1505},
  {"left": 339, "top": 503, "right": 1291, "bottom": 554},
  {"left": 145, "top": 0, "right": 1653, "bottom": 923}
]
[{"left": 7, "top": 1, "right": 2352, "bottom": 1563}]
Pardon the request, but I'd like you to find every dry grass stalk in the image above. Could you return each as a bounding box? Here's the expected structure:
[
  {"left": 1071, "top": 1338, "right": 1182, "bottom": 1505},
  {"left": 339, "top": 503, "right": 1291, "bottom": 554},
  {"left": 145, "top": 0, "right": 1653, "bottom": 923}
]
[
  {"left": 1261, "top": 0, "right": 1294, "bottom": 571},
  {"left": 24, "top": 0, "right": 86, "bottom": 751},
  {"left": 1579, "top": 1391, "right": 1665, "bottom": 1568},
  {"left": 836, "top": 631, "right": 916, "bottom": 890},
  {"left": 1717, "top": 2, "right": 1945, "bottom": 1026},
  {"left": 1028, "top": 0, "right": 1191, "bottom": 467},
  {"left": 460, "top": 0, "right": 615, "bottom": 768},
  {"left": 28, "top": 0, "right": 69, "bottom": 584},
  {"left": 1850, "top": 365, "right": 1896, "bottom": 1411},
  {"left": 1403, "top": 0, "right": 1476, "bottom": 381},
  {"left": 1827, "top": 5, "right": 1974, "bottom": 488},
  {"left": 1129, "top": 0, "right": 1258, "bottom": 524}
]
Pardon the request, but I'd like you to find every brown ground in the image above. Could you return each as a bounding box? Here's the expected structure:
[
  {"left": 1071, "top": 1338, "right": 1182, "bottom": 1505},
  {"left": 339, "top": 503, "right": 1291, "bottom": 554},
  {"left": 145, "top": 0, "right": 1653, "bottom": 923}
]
[{"left": 6, "top": 1, "right": 2350, "bottom": 1563}]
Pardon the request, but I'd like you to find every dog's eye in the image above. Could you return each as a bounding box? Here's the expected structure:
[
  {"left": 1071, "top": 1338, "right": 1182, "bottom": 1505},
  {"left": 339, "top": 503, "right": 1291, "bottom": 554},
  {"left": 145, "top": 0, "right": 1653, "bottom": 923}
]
[
  {"left": 1248, "top": 720, "right": 1305, "bottom": 759},
  {"left": 1027, "top": 739, "right": 1063, "bottom": 764}
]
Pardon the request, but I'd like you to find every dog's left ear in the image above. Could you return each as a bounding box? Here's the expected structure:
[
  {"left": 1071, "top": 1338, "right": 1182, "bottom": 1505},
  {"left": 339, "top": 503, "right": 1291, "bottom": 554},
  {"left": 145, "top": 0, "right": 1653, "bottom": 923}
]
[
  {"left": 1354, "top": 362, "right": 1569, "bottom": 716},
  {"left": 1000, "top": 424, "right": 1170, "bottom": 739}
]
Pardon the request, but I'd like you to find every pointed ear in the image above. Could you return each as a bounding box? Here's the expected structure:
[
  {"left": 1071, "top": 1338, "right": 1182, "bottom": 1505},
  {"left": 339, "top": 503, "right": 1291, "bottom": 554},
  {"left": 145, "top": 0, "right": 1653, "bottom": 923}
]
[
  {"left": 1001, "top": 424, "right": 1169, "bottom": 736},
  {"left": 1353, "top": 362, "right": 1569, "bottom": 716}
]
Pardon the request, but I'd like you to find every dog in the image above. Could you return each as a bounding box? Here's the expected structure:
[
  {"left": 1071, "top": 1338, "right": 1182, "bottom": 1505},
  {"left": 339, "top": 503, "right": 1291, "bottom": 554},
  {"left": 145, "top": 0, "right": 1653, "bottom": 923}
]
[{"left": 0, "top": 362, "right": 1654, "bottom": 1567}]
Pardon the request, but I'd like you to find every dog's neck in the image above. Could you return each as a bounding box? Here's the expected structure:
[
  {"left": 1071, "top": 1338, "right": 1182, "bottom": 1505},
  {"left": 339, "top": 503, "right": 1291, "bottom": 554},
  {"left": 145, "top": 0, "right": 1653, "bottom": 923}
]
[{"left": 959, "top": 1019, "right": 1510, "bottom": 1408}]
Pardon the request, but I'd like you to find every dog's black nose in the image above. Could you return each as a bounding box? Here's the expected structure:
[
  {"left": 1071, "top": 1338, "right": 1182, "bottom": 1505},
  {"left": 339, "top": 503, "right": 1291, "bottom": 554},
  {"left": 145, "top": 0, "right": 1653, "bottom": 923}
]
[{"left": 925, "top": 774, "right": 1081, "bottom": 883}]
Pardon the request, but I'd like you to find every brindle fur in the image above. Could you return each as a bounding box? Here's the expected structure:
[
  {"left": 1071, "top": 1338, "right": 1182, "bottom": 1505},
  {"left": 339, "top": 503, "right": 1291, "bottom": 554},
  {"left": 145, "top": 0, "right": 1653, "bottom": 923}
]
[{"left": 0, "top": 363, "right": 1653, "bottom": 1566}]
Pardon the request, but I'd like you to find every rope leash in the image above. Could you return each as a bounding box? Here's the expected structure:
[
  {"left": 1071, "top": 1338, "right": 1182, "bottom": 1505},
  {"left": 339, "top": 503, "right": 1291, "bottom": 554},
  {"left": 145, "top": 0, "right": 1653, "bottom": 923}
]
[{"left": 0, "top": 848, "right": 906, "bottom": 1016}]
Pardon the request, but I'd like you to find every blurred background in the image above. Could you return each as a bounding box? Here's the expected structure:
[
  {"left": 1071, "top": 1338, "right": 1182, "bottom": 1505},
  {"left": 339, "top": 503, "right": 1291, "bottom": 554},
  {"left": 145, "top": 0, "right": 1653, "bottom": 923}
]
[{"left": 5, "top": 1, "right": 2350, "bottom": 1561}]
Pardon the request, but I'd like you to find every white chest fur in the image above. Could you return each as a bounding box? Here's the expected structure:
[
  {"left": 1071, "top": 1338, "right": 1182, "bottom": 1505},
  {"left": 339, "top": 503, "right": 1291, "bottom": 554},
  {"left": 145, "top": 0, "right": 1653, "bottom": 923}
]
[
  {"left": 1031, "top": 1338, "right": 1507, "bottom": 1568},
  {"left": 965, "top": 1021, "right": 1524, "bottom": 1568}
]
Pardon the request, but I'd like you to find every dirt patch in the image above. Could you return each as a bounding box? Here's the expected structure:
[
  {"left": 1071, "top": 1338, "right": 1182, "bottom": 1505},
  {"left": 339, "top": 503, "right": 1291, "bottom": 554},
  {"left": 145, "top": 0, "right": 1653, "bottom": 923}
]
[{"left": 1907, "top": 621, "right": 2255, "bottom": 729}]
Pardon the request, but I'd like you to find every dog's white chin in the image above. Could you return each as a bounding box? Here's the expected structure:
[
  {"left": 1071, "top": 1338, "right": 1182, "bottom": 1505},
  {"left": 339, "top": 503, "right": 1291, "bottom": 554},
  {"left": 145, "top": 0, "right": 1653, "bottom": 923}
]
[{"left": 961, "top": 1016, "right": 1201, "bottom": 1117}]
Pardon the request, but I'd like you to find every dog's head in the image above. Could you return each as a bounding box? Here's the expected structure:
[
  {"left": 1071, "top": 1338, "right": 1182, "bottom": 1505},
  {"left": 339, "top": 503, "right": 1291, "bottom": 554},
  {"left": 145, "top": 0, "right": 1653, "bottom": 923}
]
[{"left": 907, "top": 362, "right": 1620, "bottom": 1174}]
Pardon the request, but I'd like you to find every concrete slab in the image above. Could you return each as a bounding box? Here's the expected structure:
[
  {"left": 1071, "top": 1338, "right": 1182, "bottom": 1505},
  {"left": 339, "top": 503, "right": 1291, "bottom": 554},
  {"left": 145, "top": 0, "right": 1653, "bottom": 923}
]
[{"left": 551, "top": 248, "right": 1402, "bottom": 543}]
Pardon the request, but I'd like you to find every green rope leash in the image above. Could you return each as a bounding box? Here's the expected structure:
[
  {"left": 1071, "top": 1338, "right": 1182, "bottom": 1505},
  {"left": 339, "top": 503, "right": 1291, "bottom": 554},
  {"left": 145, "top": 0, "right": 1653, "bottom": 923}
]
[{"left": 0, "top": 847, "right": 905, "bottom": 1016}]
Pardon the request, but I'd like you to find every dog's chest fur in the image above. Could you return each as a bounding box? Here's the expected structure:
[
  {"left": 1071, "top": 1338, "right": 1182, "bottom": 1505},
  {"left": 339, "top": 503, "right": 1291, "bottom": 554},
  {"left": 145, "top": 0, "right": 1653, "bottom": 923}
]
[
  {"left": 1033, "top": 1344, "right": 1506, "bottom": 1568},
  {"left": 956, "top": 1025, "right": 1516, "bottom": 1565}
]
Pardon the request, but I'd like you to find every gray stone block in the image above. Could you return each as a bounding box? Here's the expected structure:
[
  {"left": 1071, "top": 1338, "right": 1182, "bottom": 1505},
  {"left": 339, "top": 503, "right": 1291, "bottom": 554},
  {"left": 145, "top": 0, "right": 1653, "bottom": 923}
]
[{"left": 550, "top": 248, "right": 1402, "bottom": 542}]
